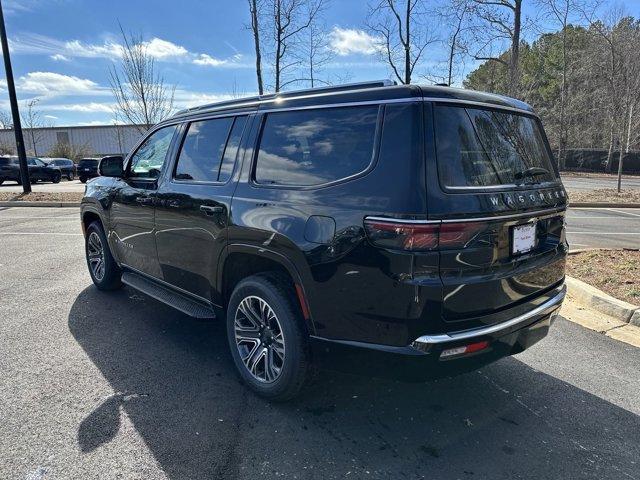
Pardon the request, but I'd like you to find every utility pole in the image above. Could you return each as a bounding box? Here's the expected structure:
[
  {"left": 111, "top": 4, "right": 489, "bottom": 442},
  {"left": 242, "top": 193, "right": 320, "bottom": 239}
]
[{"left": 0, "top": 0, "right": 30, "bottom": 193}]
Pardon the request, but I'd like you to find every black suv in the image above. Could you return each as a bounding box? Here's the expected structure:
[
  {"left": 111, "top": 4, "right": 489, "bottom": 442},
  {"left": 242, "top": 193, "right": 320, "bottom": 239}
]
[
  {"left": 0, "top": 156, "right": 61, "bottom": 184},
  {"left": 43, "top": 157, "right": 76, "bottom": 180},
  {"left": 81, "top": 82, "right": 567, "bottom": 400},
  {"left": 78, "top": 158, "right": 101, "bottom": 183}
]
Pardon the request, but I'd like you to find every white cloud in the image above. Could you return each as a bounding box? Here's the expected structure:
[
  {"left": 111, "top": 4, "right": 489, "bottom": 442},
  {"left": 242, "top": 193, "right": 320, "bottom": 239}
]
[
  {"left": 64, "top": 39, "right": 123, "bottom": 59},
  {"left": 2, "top": 71, "right": 104, "bottom": 96},
  {"left": 329, "top": 27, "right": 380, "bottom": 56},
  {"left": 193, "top": 53, "right": 227, "bottom": 67},
  {"left": 144, "top": 38, "right": 188, "bottom": 59},
  {"left": 51, "top": 102, "right": 115, "bottom": 113},
  {"left": 50, "top": 53, "right": 69, "bottom": 61}
]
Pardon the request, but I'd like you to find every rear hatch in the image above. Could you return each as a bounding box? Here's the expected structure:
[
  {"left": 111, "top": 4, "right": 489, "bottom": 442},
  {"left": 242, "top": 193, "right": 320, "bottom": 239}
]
[
  {"left": 427, "top": 102, "right": 567, "bottom": 326},
  {"left": 78, "top": 159, "right": 98, "bottom": 174}
]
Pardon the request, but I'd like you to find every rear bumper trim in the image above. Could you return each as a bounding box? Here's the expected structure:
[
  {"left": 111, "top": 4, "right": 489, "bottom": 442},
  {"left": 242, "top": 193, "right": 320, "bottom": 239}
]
[{"left": 412, "top": 283, "right": 566, "bottom": 346}]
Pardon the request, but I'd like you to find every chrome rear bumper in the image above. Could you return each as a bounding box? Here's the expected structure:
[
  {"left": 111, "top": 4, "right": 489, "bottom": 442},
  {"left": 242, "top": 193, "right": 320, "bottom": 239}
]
[{"left": 412, "top": 283, "right": 566, "bottom": 349}]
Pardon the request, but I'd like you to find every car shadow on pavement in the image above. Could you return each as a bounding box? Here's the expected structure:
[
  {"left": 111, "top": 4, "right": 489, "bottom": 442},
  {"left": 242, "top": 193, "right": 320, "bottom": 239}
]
[{"left": 68, "top": 286, "right": 640, "bottom": 480}]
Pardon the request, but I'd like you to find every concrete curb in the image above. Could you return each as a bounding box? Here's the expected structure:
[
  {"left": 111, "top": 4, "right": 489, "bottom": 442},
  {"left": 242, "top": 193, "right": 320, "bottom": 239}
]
[
  {"left": 566, "top": 276, "right": 640, "bottom": 326},
  {"left": 0, "top": 201, "right": 80, "bottom": 208},
  {"left": 569, "top": 202, "right": 640, "bottom": 208}
]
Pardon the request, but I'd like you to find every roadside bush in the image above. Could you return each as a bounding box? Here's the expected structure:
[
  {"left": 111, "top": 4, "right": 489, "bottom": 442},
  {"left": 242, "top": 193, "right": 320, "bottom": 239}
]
[
  {"left": 562, "top": 149, "right": 640, "bottom": 174},
  {"left": 47, "top": 142, "right": 94, "bottom": 162},
  {"left": 0, "top": 142, "right": 15, "bottom": 155}
]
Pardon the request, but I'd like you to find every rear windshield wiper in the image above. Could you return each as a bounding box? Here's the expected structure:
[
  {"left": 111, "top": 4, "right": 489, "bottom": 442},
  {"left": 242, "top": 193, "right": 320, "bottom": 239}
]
[{"left": 514, "top": 167, "right": 551, "bottom": 183}]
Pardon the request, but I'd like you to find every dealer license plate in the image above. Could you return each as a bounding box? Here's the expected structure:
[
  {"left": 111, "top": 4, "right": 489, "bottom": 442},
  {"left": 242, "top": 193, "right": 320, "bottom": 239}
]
[{"left": 512, "top": 222, "right": 537, "bottom": 255}]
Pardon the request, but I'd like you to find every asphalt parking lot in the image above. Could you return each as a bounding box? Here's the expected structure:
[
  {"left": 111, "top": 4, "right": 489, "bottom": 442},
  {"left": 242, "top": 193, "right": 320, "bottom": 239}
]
[
  {"left": 0, "top": 206, "right": 639, "bottom": 480},
  {"left": 566, "top": 207, "right": 640, "bottom": 249},
  {"left": 561, "top": 174, "right": 640, "bottom": 191}
]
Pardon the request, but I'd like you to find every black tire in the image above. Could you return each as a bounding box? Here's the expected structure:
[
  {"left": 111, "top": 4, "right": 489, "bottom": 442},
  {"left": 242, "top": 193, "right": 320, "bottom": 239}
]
[
  {"left": 68, "top": 173, "right": 75, "bottom": 181},
  {"left": 85, "top": 221, "right": 122, "bottom": 291},
  {"left": 227, "top": 273, "right": 310, "bottom": 401},
  {"left": 0, "top": 178, "right": 4, "bottom": 185},
  {"left": 52, "top": 174, "right": 61, "bottom": 183},
  {"left": 80, "top": 177, "right": 87, "bottom": 183}
]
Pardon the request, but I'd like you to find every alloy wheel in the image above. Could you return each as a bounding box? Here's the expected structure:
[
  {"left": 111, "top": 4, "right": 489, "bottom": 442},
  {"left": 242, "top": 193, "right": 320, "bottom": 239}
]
[
  {"left": 234, "top": 295, "right": 286, "bottom": 383},
  {"left": 87, "top": 231, "right": 106, "bottom": 281}
]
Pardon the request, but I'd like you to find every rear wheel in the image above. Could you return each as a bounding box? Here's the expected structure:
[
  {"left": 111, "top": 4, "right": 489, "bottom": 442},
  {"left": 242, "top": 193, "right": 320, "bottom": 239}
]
[
  {"left": 52, "top": 173, "right": 61, "bottom": 183},
  {"left": 85, "top": 221, "right": 122, "bottom": 290},
  {"left": 68, "top": 173, "right": 75, "bottom": 181},
  {"left": 227, "top": 273, "right": 310, "bottom": 401}
]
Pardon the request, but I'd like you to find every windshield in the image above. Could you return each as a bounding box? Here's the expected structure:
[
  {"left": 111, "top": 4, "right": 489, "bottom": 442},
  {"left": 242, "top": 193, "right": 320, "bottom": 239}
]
[{"left": 435, "top": 105, "right": 559, "bottom": 188}]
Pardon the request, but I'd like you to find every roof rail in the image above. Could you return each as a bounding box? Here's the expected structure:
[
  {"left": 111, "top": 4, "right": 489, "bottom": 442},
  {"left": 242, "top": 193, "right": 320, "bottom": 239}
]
[{"left": 173, "top": 79, "right": 397, "bottom": 117}]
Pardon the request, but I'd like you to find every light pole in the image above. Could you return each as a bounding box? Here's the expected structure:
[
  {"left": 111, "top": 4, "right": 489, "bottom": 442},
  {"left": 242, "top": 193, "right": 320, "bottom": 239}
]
[{"left": 0, "top": 0, "right": 30, "bottom": 193}]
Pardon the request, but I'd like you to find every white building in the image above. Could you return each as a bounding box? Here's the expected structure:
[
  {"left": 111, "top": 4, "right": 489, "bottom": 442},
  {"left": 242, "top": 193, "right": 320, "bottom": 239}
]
[{"left": 0, "top": 124, "right": 146, "bottom": 157}]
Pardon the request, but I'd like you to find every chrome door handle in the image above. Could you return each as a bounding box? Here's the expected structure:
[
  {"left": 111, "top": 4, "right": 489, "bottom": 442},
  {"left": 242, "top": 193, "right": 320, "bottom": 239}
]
[
  {"left": 136, "top": 197, "right": 153, "bottom": 205},
  {"left": 200, "top": 205, "right": 224, "bottom": 215}
]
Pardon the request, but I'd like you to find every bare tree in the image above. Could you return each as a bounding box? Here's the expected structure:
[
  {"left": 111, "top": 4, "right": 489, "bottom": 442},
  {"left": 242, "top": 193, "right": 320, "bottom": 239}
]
[
  {"left": 437, "top": 0, "right": 472, "bottom": 86},
  {"left": 367, "top": 0, "right": 437, "bottom": 84},
  {"left": 21, "top": 99, "right": 45, "bottom": 156},
  {"left": 470, "top": 0, "right": 523, "bottom": 96},
  {"left": 300, "top": 9, "right": 333, "bottom": 88},
  {"left": 271, "top": 0, "right": 323, "bottom": 92},
  {"left": 0, "top": 109, "right": 12, "bottom": 129},
  {"left": 109, "top": 27, "right": 175, "bottom": 134},
  {"left": 248, "top": 0, "right": 265, "bottom": 95}
]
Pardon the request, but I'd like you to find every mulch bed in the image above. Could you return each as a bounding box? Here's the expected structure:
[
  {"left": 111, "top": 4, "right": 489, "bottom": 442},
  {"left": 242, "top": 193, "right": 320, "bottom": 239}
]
[
  {"left": 567, "top": 249, "right": 640, "bottom": 305},
  {"left": 0, "top": 192, "right": 83, "bottom": 202},
  {"left": 567, "top": 188, "right": 640, "bottom": 204}
]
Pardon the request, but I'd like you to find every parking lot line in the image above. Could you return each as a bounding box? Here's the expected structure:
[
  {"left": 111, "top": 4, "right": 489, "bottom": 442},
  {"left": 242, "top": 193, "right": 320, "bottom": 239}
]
[
  {"left": 566, "top": 231, "right": 640, "bottom": 235},
  {"left": 607, "top": 208, "right": 640, "bottom": 218},
  {"left": 0, "top": 232, "right": 83, "bottom": 236}
]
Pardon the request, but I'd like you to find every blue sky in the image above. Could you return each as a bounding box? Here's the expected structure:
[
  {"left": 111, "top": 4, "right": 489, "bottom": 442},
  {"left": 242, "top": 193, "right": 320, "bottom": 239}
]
[{"left": 2, "top": 0, "right": 640, "bottom": 126}]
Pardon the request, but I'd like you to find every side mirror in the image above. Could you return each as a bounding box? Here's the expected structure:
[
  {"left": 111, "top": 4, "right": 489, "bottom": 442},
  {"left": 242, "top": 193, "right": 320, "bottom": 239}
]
[{"left": 99, "top": 155, "right": 124, "bottom": 178}]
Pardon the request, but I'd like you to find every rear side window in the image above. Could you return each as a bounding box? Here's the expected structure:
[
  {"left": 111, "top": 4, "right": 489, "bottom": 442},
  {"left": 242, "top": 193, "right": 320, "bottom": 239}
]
[
  {"left": 174, "top": 116, "right": 246, "bottom": 183},
  {"left": 254, "top": 105, "right": 379, "bottom": 186},
  {"left": 435, "top": 105, "right": 558, "bottom": 188}
]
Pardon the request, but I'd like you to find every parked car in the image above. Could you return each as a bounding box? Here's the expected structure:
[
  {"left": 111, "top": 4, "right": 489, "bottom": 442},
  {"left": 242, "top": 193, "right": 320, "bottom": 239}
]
[
  {"left": 80, "top": 81, "right": 568, "bottom": 401},
  {"left": 78, "top": 158, "right": 101, "bottom": 183},
  {"left": 42, "top": 157, "right": 76, "bottom": 180},
  {"left": 0, "top": 155, "right": 61, "bottom": 184}
]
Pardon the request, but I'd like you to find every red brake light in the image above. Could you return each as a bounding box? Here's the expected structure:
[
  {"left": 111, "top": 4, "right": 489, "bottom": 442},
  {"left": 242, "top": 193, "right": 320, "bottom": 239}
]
[{"left": 364, "top": 218, "right": 487, "bottom": 251}]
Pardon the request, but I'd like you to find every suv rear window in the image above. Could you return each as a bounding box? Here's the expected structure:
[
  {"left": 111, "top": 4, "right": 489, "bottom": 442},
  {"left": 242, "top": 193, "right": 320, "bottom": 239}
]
[
  {"left": 254, "top": 105, "right": 379, "bottom": 186},
  {"left": 435, "top": 105, "right": 558, "bottom": 188},
  {"left": 0, "top": 157, "right": 16, "bottom": 165},
  {"left": 79, "top": 159, "right": 98, "bottom": 167}
]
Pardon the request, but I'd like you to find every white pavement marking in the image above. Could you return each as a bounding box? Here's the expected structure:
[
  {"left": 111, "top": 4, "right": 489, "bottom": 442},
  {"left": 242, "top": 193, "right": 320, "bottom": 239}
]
[
  {"left": 607, "top": 208, "right": 640, "bottom": 218},
  {"left": 566, "top": 231, "right": 640, "bottom": 235},
  {"left": 0, "top": 232, "right": 82, "bottom": 236}
]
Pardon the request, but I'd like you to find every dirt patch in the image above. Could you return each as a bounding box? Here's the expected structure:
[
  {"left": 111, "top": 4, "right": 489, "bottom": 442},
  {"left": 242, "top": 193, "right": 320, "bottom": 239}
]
[
  {"left": 567, "top": 250, "right": 640, "bottom": 305},
  {"left": 0, "top": 192, "right": 83, "bottom": 203},
  {"left": 567, "top": 189, "right": 640, "bottom": 204}
]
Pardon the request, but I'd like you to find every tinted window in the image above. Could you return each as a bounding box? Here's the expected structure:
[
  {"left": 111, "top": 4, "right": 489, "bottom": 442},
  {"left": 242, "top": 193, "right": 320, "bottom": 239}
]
[
  {"left": 79, "top": 159, "right": 98, "bottom": 167},
  {"left": 27, "top": 158, "right": 36, "bottom": 166},
  {"left": 218, "top": 116, "right": 247, "bottom": 182},
  {"left": 175, "top": 118, "right": 233, "bottom": 182},
  {"left": 435, "top": 105, "right": 558, "bottom": 188},
  {"left": 129, "top": 125, "right": 177, "bottom": 179},
  {"left": 255, "top": 106, "right": 379, "bottom": 186}
]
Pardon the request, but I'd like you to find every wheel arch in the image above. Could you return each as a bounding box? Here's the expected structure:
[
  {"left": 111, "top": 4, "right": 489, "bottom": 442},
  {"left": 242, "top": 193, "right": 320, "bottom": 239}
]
[{"left": 218, "top": 244, "right": 315, "bottom": 335}]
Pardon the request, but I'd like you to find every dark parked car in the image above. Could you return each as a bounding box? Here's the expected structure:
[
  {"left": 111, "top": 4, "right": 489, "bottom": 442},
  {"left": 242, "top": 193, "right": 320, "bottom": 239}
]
[
  {"left": 80, "top": 81, "right": 567, "bottom": 401},
  {"left": 78, "top": 158, "right": 100, "bottom": 183},
  {"left": 42, "top": 157, "right": 76, "bottom": 180},
  {"left": 0, "top": 155, "right": 61, "bottom": 184}
]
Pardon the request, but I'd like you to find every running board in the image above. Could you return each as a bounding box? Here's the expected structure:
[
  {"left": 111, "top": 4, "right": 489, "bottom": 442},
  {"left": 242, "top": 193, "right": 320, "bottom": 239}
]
[{"left": 121, "top": 271, "right": 216, "bottom": 319}]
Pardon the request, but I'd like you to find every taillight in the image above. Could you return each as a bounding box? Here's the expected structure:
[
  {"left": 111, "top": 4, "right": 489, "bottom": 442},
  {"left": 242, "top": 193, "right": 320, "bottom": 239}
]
[{"left": 364, "top": 217, "right": 486, "bottom": 251}]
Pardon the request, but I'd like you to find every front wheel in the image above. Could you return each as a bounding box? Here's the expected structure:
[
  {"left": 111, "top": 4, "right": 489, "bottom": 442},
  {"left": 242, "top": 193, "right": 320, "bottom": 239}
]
[
  {"left": 227, "top": 273, "right": 310, "bottom": 401},
  {"left": 52, "top": 174, "right": 61, "bottom": 183},
  {"left": 85, "top": 221, "right": 122, "bottom": 290}
]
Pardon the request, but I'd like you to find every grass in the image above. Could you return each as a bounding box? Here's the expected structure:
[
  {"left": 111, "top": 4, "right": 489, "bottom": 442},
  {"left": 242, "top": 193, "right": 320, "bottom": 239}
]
[
  {"left": 0, "top": 192, "right": 83, "bottom": 203},
  {"left": 566, "top": 249, "right": 640, "bottom": 305}
]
